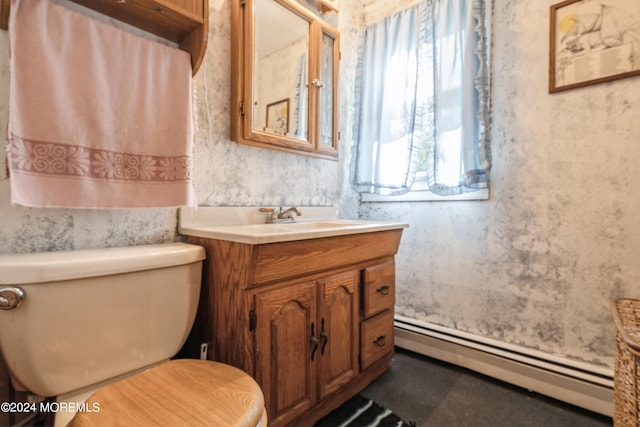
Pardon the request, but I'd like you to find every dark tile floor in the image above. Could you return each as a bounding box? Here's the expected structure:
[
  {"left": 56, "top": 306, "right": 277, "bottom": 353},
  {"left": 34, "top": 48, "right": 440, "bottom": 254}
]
[{"left": 360, "top": 348, "right": 613, "bottom": 427}]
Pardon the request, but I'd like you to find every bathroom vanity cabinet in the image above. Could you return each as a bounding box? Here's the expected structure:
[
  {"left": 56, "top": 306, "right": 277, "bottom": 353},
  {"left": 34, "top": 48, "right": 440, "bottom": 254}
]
[{"left": 184, "top": 229, "right": 402, "bottom": 427}]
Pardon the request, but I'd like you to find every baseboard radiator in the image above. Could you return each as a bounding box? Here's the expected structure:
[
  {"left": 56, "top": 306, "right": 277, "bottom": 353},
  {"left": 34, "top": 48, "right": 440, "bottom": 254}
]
[{"left": 394, "top": 315, "right": 614, "bottom": 417}]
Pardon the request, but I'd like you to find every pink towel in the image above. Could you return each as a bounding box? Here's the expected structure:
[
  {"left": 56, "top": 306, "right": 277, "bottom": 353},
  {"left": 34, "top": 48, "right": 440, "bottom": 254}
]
[{"left": 7, "top": 0, "right": 194, "bottom": 208}]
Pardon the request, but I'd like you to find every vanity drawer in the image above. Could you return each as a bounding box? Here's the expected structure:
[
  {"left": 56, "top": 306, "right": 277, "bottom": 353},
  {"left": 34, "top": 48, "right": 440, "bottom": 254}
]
[
  {"left": 362, "top": 262, "right": 395, "bottom": 318},
  {"left": 360, "top": 310, "right": 394, "bottom": 370}
]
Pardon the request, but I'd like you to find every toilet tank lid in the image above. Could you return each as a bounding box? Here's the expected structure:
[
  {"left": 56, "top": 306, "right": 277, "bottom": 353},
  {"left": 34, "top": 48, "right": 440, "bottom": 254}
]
[{"left": 0, "top": 243, "right": 206, "bottom": 285}]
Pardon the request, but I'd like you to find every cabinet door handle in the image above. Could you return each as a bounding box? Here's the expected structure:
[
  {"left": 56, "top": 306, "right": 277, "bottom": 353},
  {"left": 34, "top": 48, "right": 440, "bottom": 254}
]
[
  {"left": 376, "top": 285, "right": 390, "bottom": 295},
  {"left": 320, "top": 318, "right": 329, "bottom": 355},
  {"left": 310, "top": 322, "right": 319, "bottom": 361},
  {"left": 373, "top": 335, "right": 387, "bottom": 347}
]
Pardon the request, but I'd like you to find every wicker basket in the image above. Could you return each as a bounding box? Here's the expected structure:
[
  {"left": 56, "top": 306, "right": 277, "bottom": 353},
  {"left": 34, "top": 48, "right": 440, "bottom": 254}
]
[{"left": 612, "top": 298, "right": 640, "bottom": 426}]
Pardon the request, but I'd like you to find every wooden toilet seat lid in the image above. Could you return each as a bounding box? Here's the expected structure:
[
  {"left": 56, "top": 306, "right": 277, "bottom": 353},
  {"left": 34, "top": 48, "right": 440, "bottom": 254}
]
[{"left": 70, "top": 359, "right": 266, "bottom": 427}]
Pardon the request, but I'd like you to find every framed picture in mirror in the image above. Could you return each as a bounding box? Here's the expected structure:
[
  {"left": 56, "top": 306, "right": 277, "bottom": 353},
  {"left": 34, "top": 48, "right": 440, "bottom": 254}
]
[{"left": 266, "top": 98, "right": 290, "bottom": 135}]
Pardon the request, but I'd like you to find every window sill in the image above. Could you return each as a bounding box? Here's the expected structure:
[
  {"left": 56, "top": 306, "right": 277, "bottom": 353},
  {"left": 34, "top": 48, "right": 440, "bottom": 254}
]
[{"left": 361, "top": 185, "right": 489, "bottom": 202}]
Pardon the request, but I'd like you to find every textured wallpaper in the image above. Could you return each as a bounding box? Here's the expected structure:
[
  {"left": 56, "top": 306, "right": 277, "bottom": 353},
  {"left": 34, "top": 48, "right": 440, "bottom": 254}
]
[{"left": 356, "top": 0, "right": 640, "bottom": 370}]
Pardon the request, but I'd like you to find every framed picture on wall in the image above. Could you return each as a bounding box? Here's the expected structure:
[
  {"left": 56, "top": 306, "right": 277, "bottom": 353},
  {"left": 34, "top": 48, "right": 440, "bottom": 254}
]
[
  {"left": 549, "top": 0, "right": 640, "bottom": 93},
  {"left": 265, "top": 98, "right": 290, "bottom": 136}
]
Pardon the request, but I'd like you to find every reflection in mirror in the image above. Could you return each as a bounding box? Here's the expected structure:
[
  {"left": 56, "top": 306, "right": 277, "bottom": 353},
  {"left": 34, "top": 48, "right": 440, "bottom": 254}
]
[
  {"left": 319, "top": 31, "right": 334, "bottom": 147},
  {"left": 253, "top": 0, "right": 309, "bottom": 141}
]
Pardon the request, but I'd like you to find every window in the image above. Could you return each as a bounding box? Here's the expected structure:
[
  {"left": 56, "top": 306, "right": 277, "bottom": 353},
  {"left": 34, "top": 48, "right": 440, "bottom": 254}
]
[{"left": 353, "top": 0, "right": 491, "bottom": 202}]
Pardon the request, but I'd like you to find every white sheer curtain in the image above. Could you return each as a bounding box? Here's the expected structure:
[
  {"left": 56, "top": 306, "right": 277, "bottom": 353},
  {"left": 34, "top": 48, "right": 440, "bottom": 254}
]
[
  {"left": 352, "top": 0, "right": 491, "bottom": 196},
  {"left": 352, "top": 2, "right": 428, "bottom": 195}
]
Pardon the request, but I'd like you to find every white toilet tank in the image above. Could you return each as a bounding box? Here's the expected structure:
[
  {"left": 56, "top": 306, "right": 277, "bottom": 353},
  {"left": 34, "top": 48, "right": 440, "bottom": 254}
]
[{"left": 0, "top": 243, "right": 205, "bottom": 398}]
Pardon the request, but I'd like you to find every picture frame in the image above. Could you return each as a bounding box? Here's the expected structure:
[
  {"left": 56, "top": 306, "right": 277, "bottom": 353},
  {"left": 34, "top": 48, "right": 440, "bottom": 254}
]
[
  {"left": 265, "top": 98, "right": 290, "bottom": 136},
  {"left": 549, "top": 0, "right": 640, "bottom": 93}
]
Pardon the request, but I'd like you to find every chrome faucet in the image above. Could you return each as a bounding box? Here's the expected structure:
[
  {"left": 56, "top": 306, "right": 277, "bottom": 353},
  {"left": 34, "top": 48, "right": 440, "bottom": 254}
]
[
  {"left": 258, "top": 206, "right": 301, "bottom": 223},
  {"left": 277, "top": 206, "right": 301, "bottom": 221}
]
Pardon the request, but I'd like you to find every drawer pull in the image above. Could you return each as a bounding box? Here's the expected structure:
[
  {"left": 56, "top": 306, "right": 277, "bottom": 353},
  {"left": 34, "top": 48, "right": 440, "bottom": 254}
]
[
  {"left": 376, "top": 285, "right": 390, "bottom": 295},
  {"left": 373, "top": 335, "right": 387, "bottom": 347}
]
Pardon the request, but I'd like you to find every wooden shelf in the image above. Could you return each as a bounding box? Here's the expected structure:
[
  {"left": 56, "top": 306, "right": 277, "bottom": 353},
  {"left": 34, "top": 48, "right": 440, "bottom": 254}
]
[
  {"left": 318, "top": 0, "right": 338, "bottom": 13},
  {"left": 0, "top": 0, "right": 208, "bottom": 75}
]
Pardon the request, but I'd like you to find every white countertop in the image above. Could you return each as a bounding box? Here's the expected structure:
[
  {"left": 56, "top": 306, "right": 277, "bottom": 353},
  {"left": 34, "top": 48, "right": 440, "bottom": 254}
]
[{"left": 178, "top": 207, "right": 408, "bottom": 244}]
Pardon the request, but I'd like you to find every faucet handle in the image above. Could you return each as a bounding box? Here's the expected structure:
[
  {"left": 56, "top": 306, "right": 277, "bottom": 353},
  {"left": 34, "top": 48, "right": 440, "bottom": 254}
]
[{"left": 258, "top": 207, "right": 278, "bottom": 223}]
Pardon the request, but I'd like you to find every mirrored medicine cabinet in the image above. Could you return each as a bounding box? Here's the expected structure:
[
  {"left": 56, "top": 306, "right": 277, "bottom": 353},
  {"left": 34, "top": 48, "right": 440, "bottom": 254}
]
[{"left": 231, "top": 0, "right": 339, "bottom": 160}]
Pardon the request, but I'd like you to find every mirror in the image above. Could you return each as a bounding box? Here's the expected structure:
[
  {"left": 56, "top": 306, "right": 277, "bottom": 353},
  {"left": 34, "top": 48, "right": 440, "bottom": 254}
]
[
  {"left": 231, "top": 0, "right": 339, "bottom": 160},
  {"left": 253, "top": 0, "right": 309, "bottom": 141}
]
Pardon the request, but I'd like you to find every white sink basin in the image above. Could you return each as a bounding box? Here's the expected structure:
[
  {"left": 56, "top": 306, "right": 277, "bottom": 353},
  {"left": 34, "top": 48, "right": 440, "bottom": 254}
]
[{"left": 178, "top": 208, "right": 408, "bottom": 244}]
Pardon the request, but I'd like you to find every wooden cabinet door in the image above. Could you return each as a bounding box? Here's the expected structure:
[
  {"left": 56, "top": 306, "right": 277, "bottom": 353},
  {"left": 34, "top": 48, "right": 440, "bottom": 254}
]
[
  {"left": 318, "top": 270, "right": 359, "bottom": 400},
  {"left": 254, "top": 281, "right": 318, "bottom": 426}
]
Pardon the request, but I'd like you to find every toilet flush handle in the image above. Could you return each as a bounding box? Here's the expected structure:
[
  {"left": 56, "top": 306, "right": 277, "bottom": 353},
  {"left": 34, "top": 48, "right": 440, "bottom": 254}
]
[{"left": 0, "top": 286, "right": 25, "bottom": 310}]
